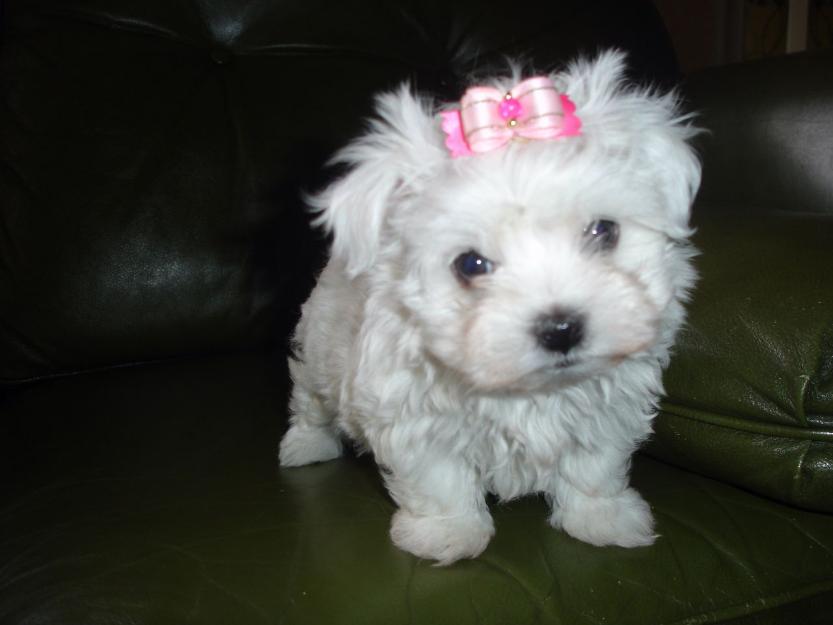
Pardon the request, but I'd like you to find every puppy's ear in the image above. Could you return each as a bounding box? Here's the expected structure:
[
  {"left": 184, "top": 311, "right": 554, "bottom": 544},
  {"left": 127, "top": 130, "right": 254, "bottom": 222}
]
[
  {"left": 311, "top": 86, "right": 446, "bottom": 277},
  {"left": 643, "top": 116, "right": 702, "bottom": 239},
  {"left": 561, "top": 50, "right": 702, "bottom": 238}
]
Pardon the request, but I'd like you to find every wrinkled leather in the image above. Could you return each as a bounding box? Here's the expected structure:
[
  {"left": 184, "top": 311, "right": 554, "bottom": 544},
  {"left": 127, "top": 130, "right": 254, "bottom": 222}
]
[
  {"left": 2, "top": 354, "right": 833, "bottom": 625},
  {"left": 649, "top": 212, "right": 833, "bottom": 513},
  {"left": 0, "top": 0, "right": 677, "bottom": 383},
  {"left": 644, "top": 51, "right": 833, "bottom": 514}
]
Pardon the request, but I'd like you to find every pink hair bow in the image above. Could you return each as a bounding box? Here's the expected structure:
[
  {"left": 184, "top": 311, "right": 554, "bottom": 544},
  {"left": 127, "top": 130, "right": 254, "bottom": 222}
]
[{"left": 440, "top": 76, "right": 582, "bottom": 158}]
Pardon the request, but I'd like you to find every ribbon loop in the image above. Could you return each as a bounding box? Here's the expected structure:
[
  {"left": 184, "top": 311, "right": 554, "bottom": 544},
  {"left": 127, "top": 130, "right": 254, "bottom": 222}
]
[{"left": 441, "top": 76, "right": 581, "bottom": 158}]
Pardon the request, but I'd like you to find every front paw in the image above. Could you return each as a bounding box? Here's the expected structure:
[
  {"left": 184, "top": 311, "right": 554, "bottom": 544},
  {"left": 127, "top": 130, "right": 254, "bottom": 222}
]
[
  {"left": 551, "top": 487, "right": 656, "bottom": 548},
  {"left": 390, "top": 509, "right": 495, "bottom": 565},
  {"left": 278, "top": 423, "right": 343, "bottom": 467}
]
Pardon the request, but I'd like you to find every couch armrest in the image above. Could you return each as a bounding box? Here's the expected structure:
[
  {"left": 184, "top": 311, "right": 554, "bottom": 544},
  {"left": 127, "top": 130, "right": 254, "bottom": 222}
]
[
  {"left": 650, "top": 54, "right": 833, "bottom": 513},
  {"left": 647, "top": 211, "right": 833, "bottom": 514},
  {"left": 685, "top": 49, "right": 833, "bottom": 215}
]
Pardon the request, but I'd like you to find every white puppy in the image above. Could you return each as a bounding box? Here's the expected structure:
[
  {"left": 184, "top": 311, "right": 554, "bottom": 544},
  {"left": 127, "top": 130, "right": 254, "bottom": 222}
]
[{"left": 279, "top": 50, "right": 700, "bottom": 565}]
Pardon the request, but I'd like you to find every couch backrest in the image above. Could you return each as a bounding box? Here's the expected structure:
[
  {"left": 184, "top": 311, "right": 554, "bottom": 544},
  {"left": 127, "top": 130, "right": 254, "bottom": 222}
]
[
  {"left": 685, "top": 49, "right": 833, "bottom": 215},
  {"left": 0, "top": 0, "right": 678, "bottom": 384}
]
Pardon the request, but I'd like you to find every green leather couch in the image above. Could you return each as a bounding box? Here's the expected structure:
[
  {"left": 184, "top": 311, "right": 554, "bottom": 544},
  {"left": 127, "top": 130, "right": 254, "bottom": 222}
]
[{"left": 2, "top": 1, "right": 832, "bottom": 623}]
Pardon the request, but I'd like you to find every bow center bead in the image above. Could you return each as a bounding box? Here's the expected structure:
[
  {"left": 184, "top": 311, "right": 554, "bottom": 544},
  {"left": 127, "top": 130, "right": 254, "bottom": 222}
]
[{"left": 498, "top": 96, "right": 523, "bottom": 121}]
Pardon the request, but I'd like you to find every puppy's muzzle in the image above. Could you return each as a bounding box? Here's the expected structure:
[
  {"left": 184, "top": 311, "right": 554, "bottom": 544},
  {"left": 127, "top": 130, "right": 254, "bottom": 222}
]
[{"left": 534, "top": 310, "right": 585, "bottom": 355}]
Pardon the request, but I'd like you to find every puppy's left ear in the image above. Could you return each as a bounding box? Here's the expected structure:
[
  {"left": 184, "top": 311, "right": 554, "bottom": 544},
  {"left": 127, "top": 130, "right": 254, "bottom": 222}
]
[
  {"left": 311, "top": 86, "right": 446, "bottom": 277},
  {"left": 640, "top": 109, "right": 702, "bottom": 239},
  {"left": 561, "top": 50, "right": 702, "bottom": 238}
]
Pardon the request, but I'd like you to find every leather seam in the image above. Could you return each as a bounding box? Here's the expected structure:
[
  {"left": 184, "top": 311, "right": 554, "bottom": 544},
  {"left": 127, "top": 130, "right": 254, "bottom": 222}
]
[
  {"left": 18, "top": 7, "right": 425, "bottom": 73},
  {"left": 0, "top": 353, "right": 242, "bottom": 388},
  {"left": 24, "top": 6, "right": 193, "bottom": 45},
  {"left": 660, "top": 403, "right": 833, "bottom": 443}
]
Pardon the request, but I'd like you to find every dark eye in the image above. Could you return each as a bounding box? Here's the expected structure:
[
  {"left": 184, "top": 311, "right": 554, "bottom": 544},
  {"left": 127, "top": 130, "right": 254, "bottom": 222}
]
[
  {"left": 584, "top": 219, "right": 620, "bottom": 251},
  {"left": 453, "top": 250, "right": 494, "bottom": 283}
]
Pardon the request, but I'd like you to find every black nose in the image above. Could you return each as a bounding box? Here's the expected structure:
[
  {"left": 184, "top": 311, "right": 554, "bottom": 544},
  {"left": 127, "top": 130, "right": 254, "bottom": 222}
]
[{"left": 534, "top": 310, "right": 585, "bottom": 354}]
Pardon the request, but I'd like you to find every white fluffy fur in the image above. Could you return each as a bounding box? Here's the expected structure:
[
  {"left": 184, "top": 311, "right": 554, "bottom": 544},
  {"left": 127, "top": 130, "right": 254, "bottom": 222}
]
[{"left": 279, "top": 51, "right": 701, "bottom": 565}]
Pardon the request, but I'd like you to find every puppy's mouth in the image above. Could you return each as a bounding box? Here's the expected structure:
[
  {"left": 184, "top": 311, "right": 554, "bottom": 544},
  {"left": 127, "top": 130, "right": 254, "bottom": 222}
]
[
  {"left": 552, "top": 342, "right": 653, "bottom": 372},
  {"left": 463, "top": 345, "right": 652, "bottom": 394},
  {"left": 553, "top": 354, "right": 580, "bottom": 369}
]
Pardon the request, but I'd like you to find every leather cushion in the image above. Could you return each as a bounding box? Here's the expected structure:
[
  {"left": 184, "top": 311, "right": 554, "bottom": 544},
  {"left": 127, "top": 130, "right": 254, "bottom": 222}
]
[
  {"left": 685, "top": 50, "right": 833, "bottom": 216},
  {"left": 649, "top": 211, "right": 833, "bottom": 513},
  {"left": 2, "top": 354, "right": 832, "bottom": 624}
]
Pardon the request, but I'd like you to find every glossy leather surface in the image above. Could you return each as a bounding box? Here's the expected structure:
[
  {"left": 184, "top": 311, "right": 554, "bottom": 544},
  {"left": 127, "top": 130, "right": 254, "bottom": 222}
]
[
  {"left": 2, "top": 354, "right": 833, "bottom": 625},
  {"left": 684, "top": 50, "right": 833, "bottom": 215}
]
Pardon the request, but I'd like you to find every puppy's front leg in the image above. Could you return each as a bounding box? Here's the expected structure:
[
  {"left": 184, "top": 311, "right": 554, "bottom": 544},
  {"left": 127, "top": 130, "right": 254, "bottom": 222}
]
[
  {"left": 547, "top": 447, "right": 656, "bottom": 548},
  {"left": 378, "top": 434, "right": 494, "bottom": 565},
  {"left": 279, "top": 380, "right": 343, "bottom": 468}
]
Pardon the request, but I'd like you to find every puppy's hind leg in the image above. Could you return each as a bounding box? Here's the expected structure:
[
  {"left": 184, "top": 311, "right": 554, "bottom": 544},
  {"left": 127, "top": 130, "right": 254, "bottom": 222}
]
[{"left": 278, "top": 368, "right": 343, "bottom": 467}]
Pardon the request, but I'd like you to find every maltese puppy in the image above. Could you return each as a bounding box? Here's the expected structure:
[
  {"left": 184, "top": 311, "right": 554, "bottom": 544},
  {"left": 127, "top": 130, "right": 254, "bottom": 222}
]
[{"left": 279, "top": 50, "right": 700, "bottom": 565}]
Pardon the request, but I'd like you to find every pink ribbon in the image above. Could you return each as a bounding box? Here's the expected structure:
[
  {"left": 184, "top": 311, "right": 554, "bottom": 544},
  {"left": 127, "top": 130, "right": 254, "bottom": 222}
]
[{"left": 440, "top": 76, "right": 581, "bottom": 158}]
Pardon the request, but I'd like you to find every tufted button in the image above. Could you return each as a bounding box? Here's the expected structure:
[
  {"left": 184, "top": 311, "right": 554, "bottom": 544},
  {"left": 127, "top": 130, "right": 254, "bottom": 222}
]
[{"left": 210, "top": 49, "right": 231, "bottom": 65}]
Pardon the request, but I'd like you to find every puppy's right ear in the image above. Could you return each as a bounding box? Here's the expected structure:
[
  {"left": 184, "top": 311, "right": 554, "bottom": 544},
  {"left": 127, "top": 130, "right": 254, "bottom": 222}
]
[{"left": 310, "top": 86, "right": 446, "bottom": 278}]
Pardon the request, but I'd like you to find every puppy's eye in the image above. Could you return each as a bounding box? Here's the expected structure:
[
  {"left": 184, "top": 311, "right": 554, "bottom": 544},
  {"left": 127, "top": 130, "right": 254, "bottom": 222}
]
[
  {"left": 453, "top": 250, "right": 494, "bottom": 283},
  {"left": 584, "top": 219, "right": 620, "bottom": 251}
]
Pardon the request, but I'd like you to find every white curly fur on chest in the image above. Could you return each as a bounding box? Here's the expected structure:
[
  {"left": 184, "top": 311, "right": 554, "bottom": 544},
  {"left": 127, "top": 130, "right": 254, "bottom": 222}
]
[{"left": 334, "top": 304, "right": 650, "bottom": 500}]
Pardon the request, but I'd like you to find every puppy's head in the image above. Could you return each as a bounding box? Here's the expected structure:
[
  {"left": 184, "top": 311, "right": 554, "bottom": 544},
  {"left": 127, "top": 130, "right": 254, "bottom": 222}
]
[{"left": 313, "top": 51, "right": 701, "bottom": 392}]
